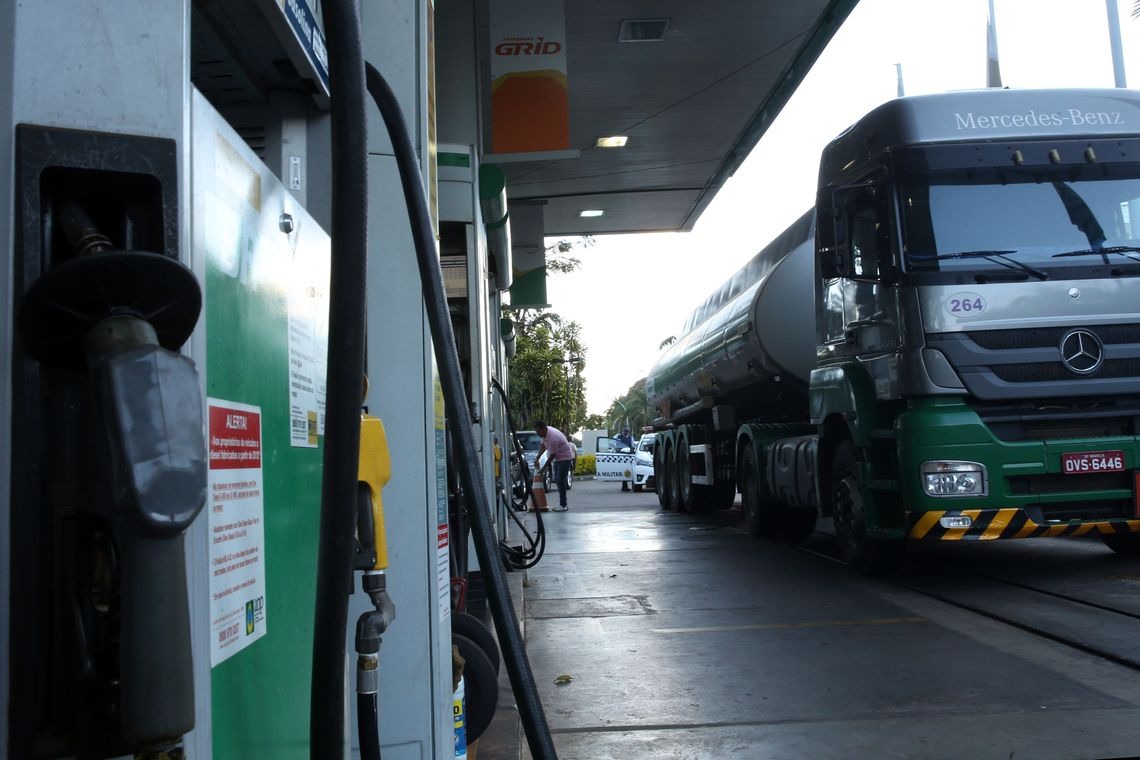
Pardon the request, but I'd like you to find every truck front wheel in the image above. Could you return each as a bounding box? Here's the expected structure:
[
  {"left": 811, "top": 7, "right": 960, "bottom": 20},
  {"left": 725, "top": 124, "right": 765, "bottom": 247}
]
[{"left": 831, "top": 441, "right": 902, "bottom": 574}]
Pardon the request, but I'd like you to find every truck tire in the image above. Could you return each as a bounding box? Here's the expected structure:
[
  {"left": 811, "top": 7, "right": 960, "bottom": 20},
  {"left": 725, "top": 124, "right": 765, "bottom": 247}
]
[
  {"left": 740, "top": 441, "right": 779, "bottom": 537},
  {"left": 662, "top": 439, "right": 677, "bottom": 511},
  {"left": 667, "top": 440, "right": 688, "bottom": 513},
  {"left": 831, "top": 440, "right": 902, "bottom": 573},
  {"left": 654, "top": 438, "right": 670, "bottom": 509},
  {"left": 676, "top": 433, "right": 693, "bottom": 512}
]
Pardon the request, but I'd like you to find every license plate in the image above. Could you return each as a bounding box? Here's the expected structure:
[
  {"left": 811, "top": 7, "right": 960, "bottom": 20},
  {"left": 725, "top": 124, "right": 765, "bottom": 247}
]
[{"left": 1061, "top": 450, "right": 1125, "bottom": 474}]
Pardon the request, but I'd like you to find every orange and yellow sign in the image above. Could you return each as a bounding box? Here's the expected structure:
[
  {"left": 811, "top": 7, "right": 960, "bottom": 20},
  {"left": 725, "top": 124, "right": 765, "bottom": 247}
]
[{"left": 489, "top": 0, "right": 569, "bottom": 154}]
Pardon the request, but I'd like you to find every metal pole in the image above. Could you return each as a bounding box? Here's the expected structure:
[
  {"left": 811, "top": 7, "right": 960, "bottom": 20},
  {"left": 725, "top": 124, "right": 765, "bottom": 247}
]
[
  {"left": 986, "top": 0, "right": 1003, "bottom": 88},
  {"left": 613, "top": 398, "right": 629, "bottom": 430},
  {"left": 1107, "top": 0, "right": 1128, "bottom": 88}
]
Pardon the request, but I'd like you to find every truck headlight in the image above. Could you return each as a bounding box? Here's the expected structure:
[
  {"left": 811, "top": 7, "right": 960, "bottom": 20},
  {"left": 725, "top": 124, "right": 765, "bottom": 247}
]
[{"left": 921, "top": 461, "right": 987, "bottom": 497}]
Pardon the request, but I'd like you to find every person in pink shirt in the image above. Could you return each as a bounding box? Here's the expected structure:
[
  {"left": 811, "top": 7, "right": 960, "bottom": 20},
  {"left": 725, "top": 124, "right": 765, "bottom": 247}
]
[{"left": 534, "top": 421, "right": 574, "bottom": 511}]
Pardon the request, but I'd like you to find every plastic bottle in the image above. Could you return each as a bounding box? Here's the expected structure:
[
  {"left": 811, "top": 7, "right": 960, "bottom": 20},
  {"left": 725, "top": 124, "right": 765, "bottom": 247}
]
[{"left": 453, "top": 675, "right": 468, "bottom": 759}]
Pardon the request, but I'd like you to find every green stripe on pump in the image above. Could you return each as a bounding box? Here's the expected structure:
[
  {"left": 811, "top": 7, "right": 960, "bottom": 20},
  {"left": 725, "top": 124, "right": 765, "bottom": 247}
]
[{"left": 438, "top": 152, "right": 470, "bottom": 168}]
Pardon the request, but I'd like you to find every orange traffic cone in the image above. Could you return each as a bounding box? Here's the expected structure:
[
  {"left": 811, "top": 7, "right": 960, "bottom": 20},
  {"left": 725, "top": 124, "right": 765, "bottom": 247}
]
[{"left": 530, "top": 468, "right": 548, "bottom": 511}]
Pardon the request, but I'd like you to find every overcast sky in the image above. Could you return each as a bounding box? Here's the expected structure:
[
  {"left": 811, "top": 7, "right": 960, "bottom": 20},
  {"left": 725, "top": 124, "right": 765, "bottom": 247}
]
[{"left": 542, "top": 0, "right": 1140, "bottom": 419}]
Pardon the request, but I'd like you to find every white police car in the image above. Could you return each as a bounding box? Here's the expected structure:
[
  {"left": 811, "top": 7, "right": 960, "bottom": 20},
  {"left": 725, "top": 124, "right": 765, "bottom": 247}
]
[{"left": 632, "top": 433, "right": 656, "bottom": 492}]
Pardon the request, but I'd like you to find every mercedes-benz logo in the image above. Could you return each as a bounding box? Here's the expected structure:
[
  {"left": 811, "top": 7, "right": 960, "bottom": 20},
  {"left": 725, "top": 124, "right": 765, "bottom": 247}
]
[{"left": 1059, "top": 328, "right": 1104, "bottom": 375}]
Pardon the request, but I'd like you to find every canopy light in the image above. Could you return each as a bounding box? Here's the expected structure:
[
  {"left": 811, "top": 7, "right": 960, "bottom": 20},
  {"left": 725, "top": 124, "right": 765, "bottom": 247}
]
[
  {"left": 595, "top": 136, "right": 629, "bottom": 148},
  {"left": 579, "top": 209, "right": 605, "bottom": 218},
  {"left": 618, "top": 18, "right": 669, "bottom": 42}
]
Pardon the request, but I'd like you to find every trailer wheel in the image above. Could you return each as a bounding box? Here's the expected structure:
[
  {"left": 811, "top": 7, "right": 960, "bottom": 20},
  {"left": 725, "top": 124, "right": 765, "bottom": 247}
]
[
  {"left": 740, "top": 442, "right": 778, "bottom": 537},
  {"left": 1101, "top": 532, "right": 1140, "bottom": 555},
  {"left": 676, "top": 433, "right": 693, "bottom": 512},
  {"left": 667, "top": 439, "right": 687, "bottom": 512},
  {"left": 654, "top": 438, "right": 669, "bottom": 509},
  {"left": 831, "top": 440, "right": 902, "bottom": 573},
  {"left": 661, "top": 439, "right": 677, "bottom": 511}
]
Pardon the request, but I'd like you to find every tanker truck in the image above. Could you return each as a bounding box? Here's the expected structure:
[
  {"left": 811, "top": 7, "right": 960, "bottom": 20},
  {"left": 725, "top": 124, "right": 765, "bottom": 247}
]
[{"left": 648, "top": 88, "right": 1140, "bottom": 572}]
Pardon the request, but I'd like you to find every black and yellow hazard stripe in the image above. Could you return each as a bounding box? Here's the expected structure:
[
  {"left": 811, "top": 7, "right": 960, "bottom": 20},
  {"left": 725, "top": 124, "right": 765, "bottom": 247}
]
[{"left": 908, "top": 508, "right": 1140, "bottom": 540}]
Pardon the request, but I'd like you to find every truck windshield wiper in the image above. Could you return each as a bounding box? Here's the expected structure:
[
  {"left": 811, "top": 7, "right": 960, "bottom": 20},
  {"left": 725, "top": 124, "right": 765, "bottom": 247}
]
[
  {"left": 1051, "top": 181, "right": 1106, "bottom": 248},
  {"left": 910, "top": 250, "right": 1048, "bottom": 280},
  {"left": 1052, "top": 245, "right": 1140, "bottom": 263}
]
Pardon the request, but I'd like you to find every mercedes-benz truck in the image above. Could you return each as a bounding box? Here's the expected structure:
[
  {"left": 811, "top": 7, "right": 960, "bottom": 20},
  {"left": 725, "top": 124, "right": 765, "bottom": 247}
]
[{"left": 648, "top": 88, "right": 1140, "bottom": 572}]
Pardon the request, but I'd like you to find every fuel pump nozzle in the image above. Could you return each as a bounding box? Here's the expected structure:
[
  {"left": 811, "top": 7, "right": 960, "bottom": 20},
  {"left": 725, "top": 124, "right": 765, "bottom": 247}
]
[{"left": 17, "top": 202, "right": 205, "bottom": 752}]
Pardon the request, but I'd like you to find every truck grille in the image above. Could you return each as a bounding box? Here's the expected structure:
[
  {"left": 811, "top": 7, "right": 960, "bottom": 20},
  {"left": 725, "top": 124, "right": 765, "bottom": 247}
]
[
  {"left": 967, "top": 398, "right": 1140, "bottom": 441},
  {"left": 991, "top": 359, "right": 1140, "bottom": 383},
  {"left": 928, "top": 323, "right": 1140, "bottom": 401},
  {"left": 969, "top": 324, "right": 1140, "bottom": 349},
  {"left": 1008, "top": 471, "right": 1132, "bottom": 495}
]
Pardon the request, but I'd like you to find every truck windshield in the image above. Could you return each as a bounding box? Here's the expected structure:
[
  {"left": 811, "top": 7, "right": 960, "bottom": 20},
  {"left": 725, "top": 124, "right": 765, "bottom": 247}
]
[{"left": 899, "top": 162, "right": 1140, "bottom": 281}]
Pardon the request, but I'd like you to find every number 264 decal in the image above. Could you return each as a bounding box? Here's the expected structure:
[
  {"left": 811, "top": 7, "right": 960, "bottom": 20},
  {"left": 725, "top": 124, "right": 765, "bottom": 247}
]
[{"left": 945, "top": 292, "right": 986, "bottom": 318}]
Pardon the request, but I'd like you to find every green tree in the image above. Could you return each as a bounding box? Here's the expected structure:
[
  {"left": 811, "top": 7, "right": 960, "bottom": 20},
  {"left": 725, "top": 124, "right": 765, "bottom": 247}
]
[
  {"left": 604, "top": 378, "right": 653, "bottom": 433},
  {"left": 581, "top": 413, "right": 607, "bottom": 431},
  {"left": 507, "top": 309, "right": 588, "bottom": 433},
  {"left": 545, "top": 236, "right": 595, "bottom": 273},
  {"left": 503, "top": 237, "right": 594, "bottom": 433}
]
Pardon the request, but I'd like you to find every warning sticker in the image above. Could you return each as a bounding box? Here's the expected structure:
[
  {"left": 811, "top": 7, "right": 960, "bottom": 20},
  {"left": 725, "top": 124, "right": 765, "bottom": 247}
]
[
  {"left": 207, "top": 399, "right": 268, "bottom": 666},
  {"left": 287, "top": 235, "right": 329, "bottom": 448}
]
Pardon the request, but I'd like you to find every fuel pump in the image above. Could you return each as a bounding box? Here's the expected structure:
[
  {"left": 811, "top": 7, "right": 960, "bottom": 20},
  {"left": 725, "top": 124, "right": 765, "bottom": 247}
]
[
  {"left": 13, "top": 135, "right": 204, "bottom": 755},
  {"left": 312, "top": 4, "right": 555, "bottom": 756}
]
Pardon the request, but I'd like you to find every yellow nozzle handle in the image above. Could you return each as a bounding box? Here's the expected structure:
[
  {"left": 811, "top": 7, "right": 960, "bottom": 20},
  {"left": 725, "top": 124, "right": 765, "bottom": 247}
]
[{"left": 358, "top": 414, "right": 392, "bottom": 570}]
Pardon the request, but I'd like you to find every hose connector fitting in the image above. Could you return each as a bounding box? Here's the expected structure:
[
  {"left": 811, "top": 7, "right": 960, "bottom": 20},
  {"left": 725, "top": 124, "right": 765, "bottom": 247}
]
[{"left": 356, "top": 652, "right": 379, "bottom": 696}]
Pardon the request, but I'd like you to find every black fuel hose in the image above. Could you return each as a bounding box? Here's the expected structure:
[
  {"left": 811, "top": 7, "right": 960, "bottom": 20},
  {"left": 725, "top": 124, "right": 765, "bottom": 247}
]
[
  {"left": 491, "top": 378, "right": 546, "bottom": 568},
  {"left": 501, "top": 491, "right": 546, "bottom": 570},
  {"left": 365, "top": 62, "right": 558, "bottom": 759},
  {"left": 358, "top": 694, "right": 381, "bottom": 760},
  {"left": 491, "top": 377, "right": 533, "bottom": 511},
  {"left": 311, "top": 0, "right": 369, "bottom": 757}
]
